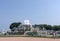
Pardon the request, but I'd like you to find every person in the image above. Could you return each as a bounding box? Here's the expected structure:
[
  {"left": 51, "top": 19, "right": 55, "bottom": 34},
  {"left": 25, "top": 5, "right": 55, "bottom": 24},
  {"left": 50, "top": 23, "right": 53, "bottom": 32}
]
[{"left": 53, "top": 31, "right": 56, "bottom": 39}]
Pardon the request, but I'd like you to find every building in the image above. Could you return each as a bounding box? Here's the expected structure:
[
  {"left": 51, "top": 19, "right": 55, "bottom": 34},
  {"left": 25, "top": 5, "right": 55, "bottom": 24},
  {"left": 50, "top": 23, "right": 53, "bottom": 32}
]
[{"left": 24, "top": 20, "right": 31, "bottom": 31}]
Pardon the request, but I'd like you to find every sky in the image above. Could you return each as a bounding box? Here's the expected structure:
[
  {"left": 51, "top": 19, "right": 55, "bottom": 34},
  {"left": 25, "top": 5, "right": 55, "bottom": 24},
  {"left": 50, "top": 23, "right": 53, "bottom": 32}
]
[{"left": 0, "top": 0, "right": 60, "bottom": 31}]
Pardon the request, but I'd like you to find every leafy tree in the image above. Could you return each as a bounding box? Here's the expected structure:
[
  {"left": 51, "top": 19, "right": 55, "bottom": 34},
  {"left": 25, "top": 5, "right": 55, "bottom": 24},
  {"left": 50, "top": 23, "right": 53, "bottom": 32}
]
[
  {"left": 10, "top": 22, "right": 22, "bottom": 31},
  {"left": 32, "top": 24, "right": 47, "bottom": 30},
  {"left": 53, "top": 25, "right": 60, "bottom": 31},
  {"left": 46, "top": 25, "right": 52, "bottom": 30},
  {"left": 33, "top": 24, "right": 52, "bottom": 30}
]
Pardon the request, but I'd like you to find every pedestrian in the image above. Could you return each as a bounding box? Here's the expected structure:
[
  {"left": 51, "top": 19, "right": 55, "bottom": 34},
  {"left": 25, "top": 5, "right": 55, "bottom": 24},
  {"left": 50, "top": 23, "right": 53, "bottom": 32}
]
[{"left": 53, "top": 31, "right": 56, "bottom": 39}]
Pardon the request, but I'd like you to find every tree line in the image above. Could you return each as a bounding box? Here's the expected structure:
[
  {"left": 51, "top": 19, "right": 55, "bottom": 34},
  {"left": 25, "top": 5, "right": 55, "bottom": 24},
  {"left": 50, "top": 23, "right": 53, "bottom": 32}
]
[
  {"left": 32, "top": 24, "right": 60, "bottom": 31},
  {"left": 9, "top": 22, "right": 60, "bottom": 31},
  {"left": 8, "top": 22, "right": 60, "bottom": 35}
]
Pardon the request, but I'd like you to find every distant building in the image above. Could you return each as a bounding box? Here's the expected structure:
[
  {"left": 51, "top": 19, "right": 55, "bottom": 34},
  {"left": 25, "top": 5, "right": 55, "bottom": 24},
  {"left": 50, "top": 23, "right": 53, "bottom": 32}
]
[{"left": 24, "top": 20, "right": 31, "bottom": 31}]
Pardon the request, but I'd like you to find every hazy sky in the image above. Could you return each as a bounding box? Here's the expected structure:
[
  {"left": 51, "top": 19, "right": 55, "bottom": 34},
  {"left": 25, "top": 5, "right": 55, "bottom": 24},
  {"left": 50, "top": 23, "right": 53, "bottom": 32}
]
[{"left": 0, "top": 0, "right": 60, "bottom": 31}]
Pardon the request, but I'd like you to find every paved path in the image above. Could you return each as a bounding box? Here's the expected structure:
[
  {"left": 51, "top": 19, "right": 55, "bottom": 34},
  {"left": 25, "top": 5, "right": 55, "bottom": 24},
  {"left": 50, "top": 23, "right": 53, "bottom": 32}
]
[{"left": 0, "top": 37, "right": 60, "bottom": 41}]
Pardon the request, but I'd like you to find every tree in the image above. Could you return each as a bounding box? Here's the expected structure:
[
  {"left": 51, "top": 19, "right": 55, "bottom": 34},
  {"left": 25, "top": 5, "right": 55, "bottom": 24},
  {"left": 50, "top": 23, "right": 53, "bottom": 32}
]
[
  {"left": 10, "top": 22, "right": 22, "bottom": 31},
  {"left": 39, "top": 24, "right": 47, "bottom": 30},
  {"left": 32, "top": 24, "right": 53, "bottom": 30},
  {"left": 32, "top": 24, "right": 47, "bottom": 30},
  {"left": 46, "top": 25, "right": 52, "bottom": 30},
  {"left": 53, "top": 25, "right": 60, "bottom": 31}
]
